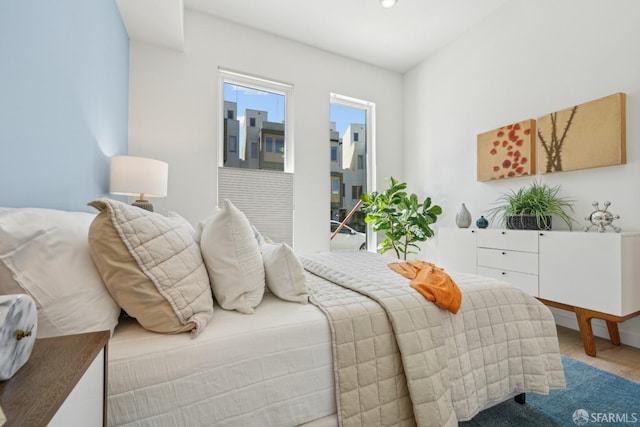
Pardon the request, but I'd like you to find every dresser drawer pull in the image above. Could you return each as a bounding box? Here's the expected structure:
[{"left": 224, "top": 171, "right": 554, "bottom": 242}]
[
  {"left": 501, "top": 251, "right": 506, "bottom": 255},
  {"left": 501, "top": 272, "right": 506, "bottom": 275}
]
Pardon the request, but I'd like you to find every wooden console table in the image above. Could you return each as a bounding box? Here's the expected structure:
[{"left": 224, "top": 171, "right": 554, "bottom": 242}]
[{"left": 538, "top": 298, "right": 640, "bottom": 357}]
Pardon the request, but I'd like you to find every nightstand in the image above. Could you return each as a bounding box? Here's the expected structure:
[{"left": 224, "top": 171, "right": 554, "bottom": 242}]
[{"left": 0, "top": 330, "right": 109, "bottom": 427}]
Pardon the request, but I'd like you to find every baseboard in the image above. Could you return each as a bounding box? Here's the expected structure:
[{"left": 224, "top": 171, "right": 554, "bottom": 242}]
[{"left": 549, "top": 307, "right": 640, "bottom": 350}]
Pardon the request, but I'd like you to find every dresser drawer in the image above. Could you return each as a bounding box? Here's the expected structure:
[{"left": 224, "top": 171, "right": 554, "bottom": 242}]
[
  {"left": 477, "top": 266, "right": 539, "bottom": 296},
  {"left": 477, "top": 229, "right": 538, "bottom": 252},
  {"left": 477, "top": 247, "right": 538, "bottom": 275}
]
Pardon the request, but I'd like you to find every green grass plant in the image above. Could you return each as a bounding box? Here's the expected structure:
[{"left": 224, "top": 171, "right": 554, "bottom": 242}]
[{"left": 485, "top": 180, "right": 576, "bottom": 230}]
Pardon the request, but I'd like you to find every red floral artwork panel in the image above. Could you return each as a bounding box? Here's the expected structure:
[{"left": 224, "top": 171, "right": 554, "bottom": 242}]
[{"left": 477, "top": 119, "right": 536, "bottom": 181}]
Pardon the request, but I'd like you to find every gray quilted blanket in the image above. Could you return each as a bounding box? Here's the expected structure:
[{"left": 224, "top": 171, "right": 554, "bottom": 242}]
[{"left": 301, "top": 251, "right": 565, "bottom": 426}]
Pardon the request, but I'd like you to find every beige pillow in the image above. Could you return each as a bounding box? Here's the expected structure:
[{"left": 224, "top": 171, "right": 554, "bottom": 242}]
[
  {"left": 260, "top": 242, "right": 309, "bottom": 304},
  {"left": 0, "top": 208, "right": 120, "bottom": 338},
  {"left": 88, "top": 199, "right": 213, "bottom": 336},
  {"left": 200, "top": 200, "right": 265, "bottom": 314}
]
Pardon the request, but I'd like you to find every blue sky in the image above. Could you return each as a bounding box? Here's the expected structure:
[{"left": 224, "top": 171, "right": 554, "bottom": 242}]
[
  {"left": 330, "top": 103, "right": 366, "bottom": 138},
  {"left": 224, "top": 83, "right": 285, "bottom": 123}
]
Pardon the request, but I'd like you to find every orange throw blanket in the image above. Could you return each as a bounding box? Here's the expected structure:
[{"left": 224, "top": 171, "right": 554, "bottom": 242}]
[{"left": 388, "top": 261, "right": 462, "bottom": 314}]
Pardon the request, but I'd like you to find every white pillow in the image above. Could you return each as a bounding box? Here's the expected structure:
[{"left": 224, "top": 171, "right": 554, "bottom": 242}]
[
  {"left": 260, "top": 242, "right": 309, "bottom": 304},
  {"left": 200, "top": 200, "right": 265, "bottom": 314},
  {"left": 195, "top": 206, "right": 220, "bottom": 244},
  {"left": 0, "top": 208, "right": 121, "bottom": 338},
  {"left": 167, "top": 211, "right": 199, "bottom": 242}
]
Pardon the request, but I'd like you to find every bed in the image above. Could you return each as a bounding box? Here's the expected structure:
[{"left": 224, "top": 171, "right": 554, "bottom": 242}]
[{"left": 0, "top": 202, "right": 566, "bottom": 426}]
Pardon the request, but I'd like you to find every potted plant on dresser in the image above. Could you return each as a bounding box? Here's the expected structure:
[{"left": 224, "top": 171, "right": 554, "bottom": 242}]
[{"left": 485, "top": 180, "right": 576, "bottom": 230}]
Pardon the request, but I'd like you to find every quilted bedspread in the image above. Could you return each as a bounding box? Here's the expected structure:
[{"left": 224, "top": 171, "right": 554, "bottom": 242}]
[{"left": 301, "top": 251, "right": 565, "bottom": 426}]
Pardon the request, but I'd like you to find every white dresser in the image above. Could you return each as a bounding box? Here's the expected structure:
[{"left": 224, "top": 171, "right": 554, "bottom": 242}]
[
  {"left": 476, "top": 229, "right": 539, "bottom": 297},
  {"left": 437, "top": 227, "right": 640, "bottom": 356}
]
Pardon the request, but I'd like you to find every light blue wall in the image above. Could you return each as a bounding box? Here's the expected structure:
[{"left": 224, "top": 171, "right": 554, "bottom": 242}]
[{"left": 0, "top": 0, "right": 128, "bottom": 212}]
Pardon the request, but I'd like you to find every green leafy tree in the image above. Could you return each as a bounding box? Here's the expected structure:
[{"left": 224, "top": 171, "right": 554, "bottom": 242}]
[{"left": 360, "top": 177, "right": 442, "bottom": 260}]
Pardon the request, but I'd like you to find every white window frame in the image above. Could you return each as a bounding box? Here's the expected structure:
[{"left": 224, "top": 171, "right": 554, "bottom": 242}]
[
  {"left": 330, "top": 92, "right": 377, "bottom": 252},
  {"left": 219, "top": 68, "right": 295, "bottom": 173}
]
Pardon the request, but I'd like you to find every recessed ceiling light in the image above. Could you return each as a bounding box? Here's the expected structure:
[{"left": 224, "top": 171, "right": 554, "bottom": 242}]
[{"left": 380, "top": 0, "right": 398, "bottom": 9}]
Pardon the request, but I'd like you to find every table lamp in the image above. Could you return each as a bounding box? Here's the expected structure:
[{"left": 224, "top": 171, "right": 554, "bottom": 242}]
[{"left": 110, "top": 156, "right": 168, "bottom": 212}]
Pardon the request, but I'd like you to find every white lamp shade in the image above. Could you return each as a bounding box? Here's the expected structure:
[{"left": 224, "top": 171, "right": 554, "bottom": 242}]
[{"left": 110, "top": 156, "right": 168, "bottom": 198}]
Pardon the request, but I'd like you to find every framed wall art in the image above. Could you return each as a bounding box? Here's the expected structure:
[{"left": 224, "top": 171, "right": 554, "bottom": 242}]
[
  {"left": 537, "top": 93, "right": 626, "bottom": 174},
  {"left": 477, "top": 119, "right": 536, "bottom": 181}
]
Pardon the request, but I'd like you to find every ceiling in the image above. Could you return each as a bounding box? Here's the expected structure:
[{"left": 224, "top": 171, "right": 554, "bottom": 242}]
[{"left": 117, "top": 0, "right": 510, "bottom": 73}]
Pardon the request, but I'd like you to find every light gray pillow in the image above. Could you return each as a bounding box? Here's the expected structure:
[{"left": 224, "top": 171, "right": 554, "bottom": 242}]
[
  {"left": 200, "top": 200, "right": 265, "bottom": 314},
  {"left": 260, "top": 241, "right": 308, "bottom": 304}
]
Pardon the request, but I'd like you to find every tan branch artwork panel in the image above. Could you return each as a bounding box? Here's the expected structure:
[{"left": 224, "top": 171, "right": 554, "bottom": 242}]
[
  {"left": 537, "top": 93, "right": 626, "bottom": 175},
  {"left": 477, "top": 119, "right": 536, "bottom": 181}
]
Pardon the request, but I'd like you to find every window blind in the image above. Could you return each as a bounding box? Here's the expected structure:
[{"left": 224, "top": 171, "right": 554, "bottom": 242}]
[{"left": 218, "top": 167, "right": 294, "bottom": 247}]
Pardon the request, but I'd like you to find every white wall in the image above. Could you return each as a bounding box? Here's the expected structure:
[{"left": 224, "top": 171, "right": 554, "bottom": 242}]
[
  {"left": 404, "top": 0, "right": 640, "bottom": 347},
  {"left": 127, "top": 10, "right": 403, "bottom": 254}
]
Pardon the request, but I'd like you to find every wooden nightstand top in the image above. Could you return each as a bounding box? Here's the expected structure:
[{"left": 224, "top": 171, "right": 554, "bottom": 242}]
[{"left": 0, "top": 330, "right": 109, "bottom": 427}]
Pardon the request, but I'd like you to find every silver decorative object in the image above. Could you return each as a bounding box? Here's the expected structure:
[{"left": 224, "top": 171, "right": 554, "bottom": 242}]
[{"left": 583, "top": 201, "right": 621, "bottom": 233}]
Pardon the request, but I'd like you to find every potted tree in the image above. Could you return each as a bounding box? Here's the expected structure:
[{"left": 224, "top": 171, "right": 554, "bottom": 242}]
[
  {"left": 360, "top": 177, "right": 442, "bottom": 260},
  {"left": 485, "top": 180, "right": 576, "bottom": 230}
]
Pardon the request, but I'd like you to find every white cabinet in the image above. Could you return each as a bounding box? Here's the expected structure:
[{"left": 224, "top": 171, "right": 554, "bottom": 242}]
[
  {"left": 437, "top": 227, "right": 640, "bottom": 356},
  {"left": 438, "top": 228, "right": 640, "bottom": 312},
  {"left": 476, "top": 229, "right": 539, "bottom": 295},
  {"left": 538, "top": 231, "right": 640, "bottom": 316},
  {"left": 49, "top": 348, "right": 105, "bottom": 427},
  {"left": 477, "top": 229, "right": 539, "bottom": 253},
  {"left": 436, "top": 227, "right": 477, "bottom": 274},
  {"left": 476, "top": 266, "right": 540, "bottom": 296}
]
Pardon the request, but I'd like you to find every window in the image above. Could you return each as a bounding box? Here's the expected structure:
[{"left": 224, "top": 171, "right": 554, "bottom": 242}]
[
  {"left": 331, "top": 177, "right": 340, "bottom": 195},
  {"left": 275, "top": 138, "right": 284, "bottom": 154},
  {"left": 220, "top": 69, "right": 293, "bottom": 172},
  {"left": 218, "top": 69, "right": 295, "bottom": 248},
  {"left": 229, "top": 136, "right": 237, "bottom": 153},
  {"left": 330, "top": 93, "right": 375, "bottom": 252},
  {"left": 352, "top": 185, "right": 363, "bottom": 200}
]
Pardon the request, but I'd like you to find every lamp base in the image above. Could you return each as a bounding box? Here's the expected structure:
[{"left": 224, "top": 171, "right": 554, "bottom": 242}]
[{"left": 132, "top": 200, "right": 154, "bottom": 212}]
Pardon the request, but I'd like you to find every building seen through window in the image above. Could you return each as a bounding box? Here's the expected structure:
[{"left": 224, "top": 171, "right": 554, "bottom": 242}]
[
  {"left": 222, "top": 82, "right": 286, "bottom": 171},
  {"left": 329, "top": 102, "right": 367, "bottom": 251}
]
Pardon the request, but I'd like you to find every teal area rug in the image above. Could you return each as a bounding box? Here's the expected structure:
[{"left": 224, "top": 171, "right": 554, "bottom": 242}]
[{"left": 461, "top": 356, "right": 640, "bottom": 426}]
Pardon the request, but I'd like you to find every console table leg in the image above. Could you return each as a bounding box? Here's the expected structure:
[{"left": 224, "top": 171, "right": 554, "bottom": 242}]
[
  {"left": 574, "top": 308, "right": 597, "bottom": 357},
  {"left": 606, "top": 320, "right": 621, "bottom": 345}
]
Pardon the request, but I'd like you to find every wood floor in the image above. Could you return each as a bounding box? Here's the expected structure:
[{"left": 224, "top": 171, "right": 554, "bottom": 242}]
[{"left": 556, "top": 325, "right": 640, "bottom": 382}]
